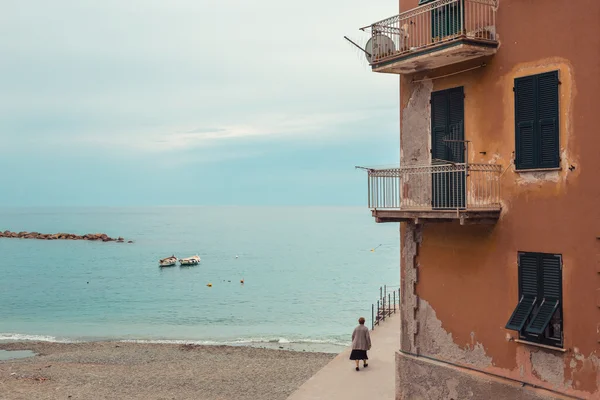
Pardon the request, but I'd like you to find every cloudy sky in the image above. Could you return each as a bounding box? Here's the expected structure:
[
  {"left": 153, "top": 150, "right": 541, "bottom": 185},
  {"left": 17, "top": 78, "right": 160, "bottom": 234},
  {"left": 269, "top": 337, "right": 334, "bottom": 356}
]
[{"left": 0, "top": 0, "right": 399, "bottom": 206}]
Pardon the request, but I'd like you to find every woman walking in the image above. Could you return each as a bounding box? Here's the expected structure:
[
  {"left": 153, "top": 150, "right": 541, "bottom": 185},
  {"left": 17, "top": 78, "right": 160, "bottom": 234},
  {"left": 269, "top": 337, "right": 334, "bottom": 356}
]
[{"left": 349, "top": 317, "right": 371, "bottom": 371}]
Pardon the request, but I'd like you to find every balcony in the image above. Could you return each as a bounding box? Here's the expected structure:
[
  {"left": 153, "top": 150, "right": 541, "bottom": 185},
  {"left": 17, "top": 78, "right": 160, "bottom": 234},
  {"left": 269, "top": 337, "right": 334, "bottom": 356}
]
[
  {"left": 365, "top": 163, "right": 502, "bottom": 224},
  {"left": 363, "top": 0, "right": 499, "bottom": 74}
]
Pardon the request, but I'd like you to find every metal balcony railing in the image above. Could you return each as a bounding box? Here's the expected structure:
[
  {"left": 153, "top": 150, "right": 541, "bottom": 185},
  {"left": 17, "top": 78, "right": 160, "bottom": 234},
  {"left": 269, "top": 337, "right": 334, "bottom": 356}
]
[
  {"left": 365, "top": 0, "right": 498, "bottom": 64},
  {"left": 367, "top": 163, "right": 501, "bottom": 211}
]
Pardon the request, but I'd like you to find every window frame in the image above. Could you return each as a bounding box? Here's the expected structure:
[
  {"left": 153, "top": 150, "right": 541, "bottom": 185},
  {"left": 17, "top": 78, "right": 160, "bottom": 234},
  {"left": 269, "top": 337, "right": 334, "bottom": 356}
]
[
  {"left": 507, "top": 252, "right": 564, "bottom": 348},
  {"left": 514, "top": 71, "right": 560, "bottom": 171}
]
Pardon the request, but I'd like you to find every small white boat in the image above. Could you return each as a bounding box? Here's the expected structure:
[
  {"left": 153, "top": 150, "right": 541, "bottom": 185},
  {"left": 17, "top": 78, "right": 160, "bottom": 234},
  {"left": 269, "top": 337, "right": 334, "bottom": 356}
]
[
  {"left": 159, "top": 255, "right": 177, "bottom": 267},
  {"left": 179, "top": 255, "right": 201, "bottom": 266}
]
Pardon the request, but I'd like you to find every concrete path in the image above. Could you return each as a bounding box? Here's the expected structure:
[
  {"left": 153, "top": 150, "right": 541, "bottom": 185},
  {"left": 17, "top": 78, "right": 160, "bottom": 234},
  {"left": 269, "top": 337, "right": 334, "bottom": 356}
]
[{"left": 287, "top": 312, "right": 400, "bottom": 400}]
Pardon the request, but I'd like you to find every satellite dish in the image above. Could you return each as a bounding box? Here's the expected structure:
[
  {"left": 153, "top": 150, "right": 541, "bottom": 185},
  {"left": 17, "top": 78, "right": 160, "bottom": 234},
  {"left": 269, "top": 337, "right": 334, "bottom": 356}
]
[{"left": 365, "top": 34, "right": 396, "bottom": 63}]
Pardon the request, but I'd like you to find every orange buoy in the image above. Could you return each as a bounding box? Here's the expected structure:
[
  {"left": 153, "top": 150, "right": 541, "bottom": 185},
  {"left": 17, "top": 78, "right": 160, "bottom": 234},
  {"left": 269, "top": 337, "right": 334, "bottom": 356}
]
[{"left": 207, "top": 283, "right": 212, "bottom": 287}]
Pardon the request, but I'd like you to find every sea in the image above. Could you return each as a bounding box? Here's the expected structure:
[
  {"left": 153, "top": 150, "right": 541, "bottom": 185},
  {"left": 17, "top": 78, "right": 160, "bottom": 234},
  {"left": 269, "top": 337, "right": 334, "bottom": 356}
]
[{"left": 0, "top": 206, "right": 399, "bottom": 353}]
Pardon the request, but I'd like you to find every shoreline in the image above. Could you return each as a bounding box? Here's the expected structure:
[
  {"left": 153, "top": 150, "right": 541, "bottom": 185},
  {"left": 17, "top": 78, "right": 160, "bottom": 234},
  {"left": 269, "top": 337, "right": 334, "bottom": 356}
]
[
  {"left": 0, "top": 341, "right": 336, "bottom": 400},
  {"left": 1, "top": 334, "right": 348, "bottom": 354}
]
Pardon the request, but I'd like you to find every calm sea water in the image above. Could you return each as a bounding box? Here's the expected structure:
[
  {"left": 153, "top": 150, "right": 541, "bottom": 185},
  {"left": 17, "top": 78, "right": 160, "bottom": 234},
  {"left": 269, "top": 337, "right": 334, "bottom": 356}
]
[{"left": 0, "top": 207, "right": 399, "bottom": 352}]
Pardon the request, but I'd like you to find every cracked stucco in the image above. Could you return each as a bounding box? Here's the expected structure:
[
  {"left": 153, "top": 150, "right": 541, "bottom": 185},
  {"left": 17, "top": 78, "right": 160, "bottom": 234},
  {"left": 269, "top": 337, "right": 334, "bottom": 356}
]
[
  {"left": 416, "top": 299, "right": 493, "bottom": 369},
  {"left": 531, "top": 351, "right": 565, "bottom": 388},
  {"left": 401, "top": 80, "right": 432, "bottom": 166},
  {"left": 396, "top": 352, "right": 556, "bottom": 400},
  {"left": 400, "top": 80, "right": 433, "bottom": 207},
  {"left": 401, "top": 223, "right": 421, "bottom": 353},
  {"left": 516, "top": 170, "right": 561, "bottom": 185}
]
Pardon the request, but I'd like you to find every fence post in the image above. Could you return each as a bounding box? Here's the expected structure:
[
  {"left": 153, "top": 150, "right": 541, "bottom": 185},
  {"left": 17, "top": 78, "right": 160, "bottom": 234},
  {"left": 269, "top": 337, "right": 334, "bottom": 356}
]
[
  {"left": 388, "top": 293, "right": 391, "bottom": 315},
  {"left": 380, "top": 286, "right": 382, "bottom": 301},
  {"left": 382, "top": 295, "right": 386, "bottom": 321},
  {"left": 384, "top": 284, "right": 387, "bottom": 300},
  {"left": 393, "top": 290, "right": 396, "bottom": 313},
  {"left": 372, "top": 303, "right": 374, "bottom": 330},
  {"left": 377, "top": 300, "right": 380, "bottom": 326}
]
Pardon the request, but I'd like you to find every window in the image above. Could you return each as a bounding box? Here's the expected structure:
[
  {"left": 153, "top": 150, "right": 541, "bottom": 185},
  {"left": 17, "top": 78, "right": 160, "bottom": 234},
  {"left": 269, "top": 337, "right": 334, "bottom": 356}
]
[
  {"left": 514, "top": 71, "right": 560, "bottom": 170},
  {"left": 505, "top": 252, "right": 563, "bottom": 348}
]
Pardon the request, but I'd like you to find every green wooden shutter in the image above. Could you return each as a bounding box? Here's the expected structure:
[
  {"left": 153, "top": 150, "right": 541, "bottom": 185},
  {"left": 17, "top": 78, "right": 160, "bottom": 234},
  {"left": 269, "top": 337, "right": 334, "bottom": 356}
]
[
  {"left": 537, "top": 71, "right": 560, "bottom": 168},
  {"left": 448, "top": 88, "right": 465, "bottom": 162},
  {"left": 506, "top": 253, "right": 539, "bottom": 331},
  {"left": 431, "top": 91, "right": 449, "bottom": 161},
  {"left": 515, "top": 72, "right": 560, "bottom": 169},
  {"left": 515, "top": 76, "right": 536, "bottom": 169},
  {"left": 432, "top": 3, "right": 462, "bottom": 40},
  {"left": 448, "top": 88, "right": 465, "bottom": 209},
  {"left": 431, "top": 91, "right": 449, "bottom": 208},
  {"left": 525, "top": 255, "right": 561, "bottom": 335}
]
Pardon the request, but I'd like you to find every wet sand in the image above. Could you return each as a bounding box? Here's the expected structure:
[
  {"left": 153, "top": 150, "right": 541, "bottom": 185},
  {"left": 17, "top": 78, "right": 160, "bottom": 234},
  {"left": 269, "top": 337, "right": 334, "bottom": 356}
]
[{"left": 0, "top": 341, "right": 335, "bottom": 400}]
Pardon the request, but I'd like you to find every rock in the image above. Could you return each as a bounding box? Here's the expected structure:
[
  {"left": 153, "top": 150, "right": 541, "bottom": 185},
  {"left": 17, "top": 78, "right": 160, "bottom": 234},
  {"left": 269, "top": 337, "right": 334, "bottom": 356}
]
[
  {"left": 0, "top": 230, "right": 127, "bottom": 243},
  {"left": 127, "top": 240, "right": 133, "bottom": 244}
]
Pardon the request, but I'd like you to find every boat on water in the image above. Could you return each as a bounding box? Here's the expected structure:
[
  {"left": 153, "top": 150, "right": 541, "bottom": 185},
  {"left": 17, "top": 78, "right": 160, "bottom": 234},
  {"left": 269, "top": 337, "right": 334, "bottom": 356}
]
[
  {"left": 159, "top": 255, "right": 177, "bottom": 267},
  {"left": 179, "top": 255, "right": 201, "bottom": 266}
]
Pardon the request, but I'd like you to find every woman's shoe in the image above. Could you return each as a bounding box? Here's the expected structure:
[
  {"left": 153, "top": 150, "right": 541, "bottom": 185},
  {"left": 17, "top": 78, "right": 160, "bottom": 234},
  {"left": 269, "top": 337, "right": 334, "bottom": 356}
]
[
  {"left": 355, "top": 367, "right": 359, "bottom": 371},
  {"left": 364, "top": 363, "right": 368, "bottom": 368}
]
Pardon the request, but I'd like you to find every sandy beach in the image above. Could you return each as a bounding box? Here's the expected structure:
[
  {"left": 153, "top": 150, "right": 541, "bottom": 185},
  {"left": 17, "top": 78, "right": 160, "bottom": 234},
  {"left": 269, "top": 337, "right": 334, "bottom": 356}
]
[{"left": 0, "top": 342, "right": 335, "bottom": 400}]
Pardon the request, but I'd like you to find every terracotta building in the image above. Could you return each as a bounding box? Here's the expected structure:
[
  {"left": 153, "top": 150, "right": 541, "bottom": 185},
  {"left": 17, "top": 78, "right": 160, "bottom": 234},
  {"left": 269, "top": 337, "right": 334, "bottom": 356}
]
[{"left": 357, "top": 0, "right": 600, "bottom": 398}]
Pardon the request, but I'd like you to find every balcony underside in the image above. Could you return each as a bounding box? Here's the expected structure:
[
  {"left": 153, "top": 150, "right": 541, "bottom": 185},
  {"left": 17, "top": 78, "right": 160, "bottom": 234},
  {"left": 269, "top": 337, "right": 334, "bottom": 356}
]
[
  {"left": 371, "top": 38, "right": 498, "bottom": 75},
  {"left": 371, "top": 208, "right": 501, "bottom": 224}
]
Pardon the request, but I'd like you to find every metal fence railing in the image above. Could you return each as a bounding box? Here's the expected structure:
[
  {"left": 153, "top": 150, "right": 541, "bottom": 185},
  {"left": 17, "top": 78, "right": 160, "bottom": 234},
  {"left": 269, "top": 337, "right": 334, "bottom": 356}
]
[
  {"left": 372, "top": 285, "right": 400, "bottom": 330},
  {"left": 364, "top": 0, "right": 498, "bottom": 64},
  {"left": 367, "top": 163, "right": 502, "bottom": 211}
]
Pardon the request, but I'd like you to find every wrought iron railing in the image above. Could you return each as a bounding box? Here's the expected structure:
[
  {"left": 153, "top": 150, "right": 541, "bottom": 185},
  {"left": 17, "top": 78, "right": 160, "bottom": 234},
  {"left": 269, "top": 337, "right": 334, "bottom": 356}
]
[
  {"left": 371, "top": 285, "right": 400, "bottom": 330},
  {"left": 366, "top": 0, "right": 498, "bottom": 64},
  {"left": 367, "top": 163, "right": 501, "bottom": 211}
]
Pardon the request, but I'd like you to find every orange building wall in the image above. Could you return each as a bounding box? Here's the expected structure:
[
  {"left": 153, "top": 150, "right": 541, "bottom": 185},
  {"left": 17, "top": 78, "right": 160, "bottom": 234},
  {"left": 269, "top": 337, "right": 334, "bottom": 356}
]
[{"left": 398, "top": 0, "right": 600, "bottom": 398}]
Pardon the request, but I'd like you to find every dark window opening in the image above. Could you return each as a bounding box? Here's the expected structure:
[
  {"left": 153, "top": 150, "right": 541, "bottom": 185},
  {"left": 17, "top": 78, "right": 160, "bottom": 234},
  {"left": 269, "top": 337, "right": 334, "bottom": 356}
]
[
  {"left": 514, "top": 71, "right": 560, "bottom": 170},
  {"left": 505, "top": 252, "right": 563, "bottom": 348}
]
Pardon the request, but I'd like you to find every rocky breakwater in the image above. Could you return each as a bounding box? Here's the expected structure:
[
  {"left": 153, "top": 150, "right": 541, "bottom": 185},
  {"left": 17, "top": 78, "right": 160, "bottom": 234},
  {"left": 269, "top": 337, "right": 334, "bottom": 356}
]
[{"left": 0, "top": 230, "right": 133, "bottom": 243}]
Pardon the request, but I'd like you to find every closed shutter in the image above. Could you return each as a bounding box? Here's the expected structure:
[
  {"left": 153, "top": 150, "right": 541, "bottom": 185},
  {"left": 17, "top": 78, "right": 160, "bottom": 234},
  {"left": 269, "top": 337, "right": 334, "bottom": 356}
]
[
  {"left": 448, "top": 89, "right": 465, "bottom": 163},
  {"left": 431, "top": 91, "right": 449, "bottom": 161},
  {"left": 448, "top": 88, "right": 465, "bottom": 209},
  {"left": 432, "top": 3, "right": 462, "bottom": 39},
  {"left": 525, "top": 255, "right": 561, "bottom": 334},
  {"left": 505, "top": 253, "right": 538, "bottom": 331},
  {"left": 515, "top": 76, "right": 536, "bottom": 169},
  {"left": 514, "top": 72, "right": 560, "bottom": 169},
  {"left": 537, "top": 72, "right": 560, "bottom": 168},
  {"left": 431, "top": 87, "right": 465, "bottom": 209},
  {"left": 431, "top": 91, "right": 448, "bottom": 208}
]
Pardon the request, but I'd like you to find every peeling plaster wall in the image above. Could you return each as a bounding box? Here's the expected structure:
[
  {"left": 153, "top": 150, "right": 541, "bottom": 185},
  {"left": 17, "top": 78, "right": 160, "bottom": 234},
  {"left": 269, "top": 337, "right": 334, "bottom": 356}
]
[
  {"left": 396, "top": 352, "right": 562, "bottom": 400},
  {"left": 395, "top": 0, "right": 600, "bottom": 398},
  {"left": 400, "top": 79, "right": 432, "bottom": 166},
  {"left": 531, "top": 351, "right": 565, "bottom": 389},
  {"left": 400, "top": 81, "right": 433, "bottom": 208},
  {"left": 400, "top": 222, "right": 421, "bottom": 353},
  {"left": 416, "top": 300, "right": 492, "bottom": 370}
]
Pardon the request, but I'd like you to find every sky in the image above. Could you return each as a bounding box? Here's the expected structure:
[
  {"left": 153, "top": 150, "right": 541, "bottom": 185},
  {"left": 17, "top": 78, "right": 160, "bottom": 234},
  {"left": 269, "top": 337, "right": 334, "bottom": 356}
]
[{"left": 0, "top": 0, "right": 399, "bottom": 206}]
